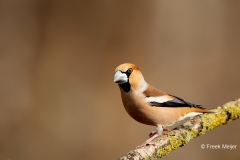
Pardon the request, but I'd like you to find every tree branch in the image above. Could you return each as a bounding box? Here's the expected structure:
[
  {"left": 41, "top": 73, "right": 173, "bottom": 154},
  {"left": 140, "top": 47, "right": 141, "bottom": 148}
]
[{"left": 119, "top": 98, "right": 240, "bottom": 160}]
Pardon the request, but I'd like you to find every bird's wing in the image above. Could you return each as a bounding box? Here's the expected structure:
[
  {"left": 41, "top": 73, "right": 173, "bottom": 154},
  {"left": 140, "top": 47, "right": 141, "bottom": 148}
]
[
  {"left": 143, "top": 85, "right": 203, "bottom": 109},
  {"left": 148, "top": 95, "right": 203, "bottom": 108}
]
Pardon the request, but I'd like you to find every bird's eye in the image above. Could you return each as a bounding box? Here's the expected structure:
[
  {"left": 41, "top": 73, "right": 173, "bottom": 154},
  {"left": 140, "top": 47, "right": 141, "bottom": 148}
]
[{"left": 127, "top": 68, "right": 133, "bottom": 74}]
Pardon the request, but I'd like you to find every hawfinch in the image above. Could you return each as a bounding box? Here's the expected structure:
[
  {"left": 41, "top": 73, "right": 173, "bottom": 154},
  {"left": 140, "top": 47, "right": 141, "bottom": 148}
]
[{"left": 113, "top": 63, "right": 213, "bottom": 148}]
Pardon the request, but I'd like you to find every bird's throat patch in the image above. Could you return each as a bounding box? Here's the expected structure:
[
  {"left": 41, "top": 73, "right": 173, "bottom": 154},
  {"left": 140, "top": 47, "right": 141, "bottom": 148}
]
[{"left": 119, "top": 82, "right": 131, "bottom": 93}]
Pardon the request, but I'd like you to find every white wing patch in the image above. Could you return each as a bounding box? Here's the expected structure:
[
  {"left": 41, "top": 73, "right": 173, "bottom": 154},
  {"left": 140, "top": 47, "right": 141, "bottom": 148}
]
[{"left": 145, "top": 95, "right": 171, "bottom": 103}]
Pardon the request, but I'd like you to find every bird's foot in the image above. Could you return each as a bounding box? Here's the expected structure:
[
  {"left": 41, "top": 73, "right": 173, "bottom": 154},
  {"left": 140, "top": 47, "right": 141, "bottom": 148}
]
[
  {"left": 136, "top": 133, "right": 159, "bottom": 149},
  {"left": 149, "top": 128, "right": 171, "bottom": 138}
]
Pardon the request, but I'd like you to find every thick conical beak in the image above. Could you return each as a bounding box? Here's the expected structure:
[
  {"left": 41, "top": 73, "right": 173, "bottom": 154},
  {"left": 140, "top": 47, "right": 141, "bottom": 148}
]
[{"left": 113, "top": 70, "right": 128, "bottom": 84}]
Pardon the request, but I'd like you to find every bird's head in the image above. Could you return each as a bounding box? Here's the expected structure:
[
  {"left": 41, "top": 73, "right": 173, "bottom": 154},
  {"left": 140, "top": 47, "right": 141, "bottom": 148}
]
[{"left": 114, "top": 63, "right": 147, "bottom": 92}]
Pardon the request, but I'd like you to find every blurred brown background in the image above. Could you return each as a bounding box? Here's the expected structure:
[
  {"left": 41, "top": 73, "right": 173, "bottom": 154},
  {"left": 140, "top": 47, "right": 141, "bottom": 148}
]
[{"left": 0, "top": 0, "right": 240, "bottom": 160}]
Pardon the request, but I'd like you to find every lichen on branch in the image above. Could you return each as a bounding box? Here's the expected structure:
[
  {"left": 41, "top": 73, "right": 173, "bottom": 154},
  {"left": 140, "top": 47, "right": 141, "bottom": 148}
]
[{"left": 119, "top": 98, "right": 240, "bottom": 160}]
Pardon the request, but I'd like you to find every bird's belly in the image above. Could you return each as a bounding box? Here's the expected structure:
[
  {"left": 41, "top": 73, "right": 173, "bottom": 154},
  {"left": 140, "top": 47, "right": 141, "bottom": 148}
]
[{"left": 124, "top": 103, "right": 184, "bottom": 127}]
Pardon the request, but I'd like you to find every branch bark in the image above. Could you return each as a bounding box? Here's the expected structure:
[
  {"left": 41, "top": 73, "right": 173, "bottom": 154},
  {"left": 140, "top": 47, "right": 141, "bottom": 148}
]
[{"left": 119, "top": 98, "right": 240, "bottom": 160}]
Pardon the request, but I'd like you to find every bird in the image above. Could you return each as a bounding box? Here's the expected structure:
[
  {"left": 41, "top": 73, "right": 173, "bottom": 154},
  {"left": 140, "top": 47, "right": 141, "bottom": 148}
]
[{"left": 113, "top": 63, "right": 214, "bottom": 148}]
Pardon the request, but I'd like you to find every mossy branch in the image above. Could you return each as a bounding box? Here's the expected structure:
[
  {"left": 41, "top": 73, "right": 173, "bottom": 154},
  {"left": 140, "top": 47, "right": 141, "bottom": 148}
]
[{"left": 119, "top": 98, "right": 240, "bottom": 160}]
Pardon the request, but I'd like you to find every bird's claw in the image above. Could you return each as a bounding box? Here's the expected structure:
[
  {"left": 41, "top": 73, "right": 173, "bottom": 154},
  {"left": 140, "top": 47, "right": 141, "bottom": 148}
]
[{"left": 149, "top": 131, "right": 157, "bottom": 138}]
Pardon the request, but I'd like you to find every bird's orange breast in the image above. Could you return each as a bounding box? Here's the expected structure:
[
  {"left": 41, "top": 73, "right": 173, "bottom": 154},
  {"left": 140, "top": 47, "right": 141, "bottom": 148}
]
[{"left": 120, "top": 90, "right": 158, "bottom": 126}]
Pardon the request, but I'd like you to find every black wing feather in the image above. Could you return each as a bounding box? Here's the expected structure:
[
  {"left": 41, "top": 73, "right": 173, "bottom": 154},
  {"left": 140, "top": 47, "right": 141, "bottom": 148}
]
[{"left": 149, "top": 95, "right": 203, "bottom": 109}]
